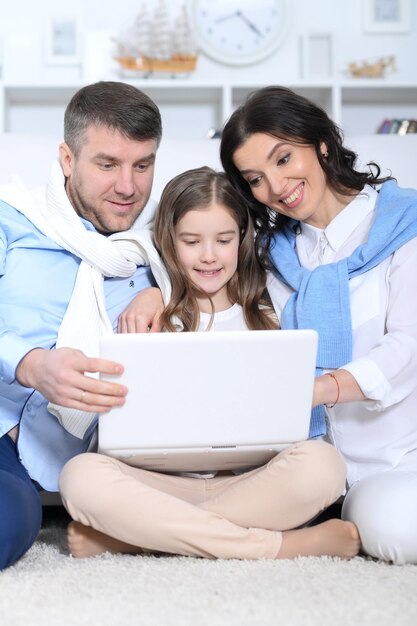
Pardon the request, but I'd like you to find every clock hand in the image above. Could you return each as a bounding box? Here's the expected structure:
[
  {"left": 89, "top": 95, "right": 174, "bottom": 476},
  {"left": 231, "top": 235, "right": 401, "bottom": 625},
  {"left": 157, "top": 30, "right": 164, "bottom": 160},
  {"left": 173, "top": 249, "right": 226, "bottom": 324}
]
[
  {"left": 215, "top": 11, "right": 240, "bottom": 24},
  {"left": 236, "top": 10, "right": 264, "bottom": 37}
]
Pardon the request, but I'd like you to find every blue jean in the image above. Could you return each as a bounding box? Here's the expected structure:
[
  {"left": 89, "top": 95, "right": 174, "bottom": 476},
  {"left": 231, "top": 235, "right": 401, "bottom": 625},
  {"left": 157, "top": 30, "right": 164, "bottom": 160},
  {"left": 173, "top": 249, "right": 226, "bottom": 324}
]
[{"left": 0, "top": 433, "right": 42, "bottom": 570}]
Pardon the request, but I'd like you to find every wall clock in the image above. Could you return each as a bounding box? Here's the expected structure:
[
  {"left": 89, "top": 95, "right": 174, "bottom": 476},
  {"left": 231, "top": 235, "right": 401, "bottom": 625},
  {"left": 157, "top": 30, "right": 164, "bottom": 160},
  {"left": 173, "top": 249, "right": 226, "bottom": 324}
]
[{"left": 189, "top": 0, "right": 290, "bottom": 66}]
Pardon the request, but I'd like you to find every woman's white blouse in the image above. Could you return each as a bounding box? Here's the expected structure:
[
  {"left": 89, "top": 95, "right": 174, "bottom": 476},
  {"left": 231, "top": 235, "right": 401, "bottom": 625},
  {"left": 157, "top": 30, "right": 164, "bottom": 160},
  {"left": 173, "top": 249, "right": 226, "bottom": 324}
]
[{"left": 267, "top": 186, "right": 417, "bottom": 486}]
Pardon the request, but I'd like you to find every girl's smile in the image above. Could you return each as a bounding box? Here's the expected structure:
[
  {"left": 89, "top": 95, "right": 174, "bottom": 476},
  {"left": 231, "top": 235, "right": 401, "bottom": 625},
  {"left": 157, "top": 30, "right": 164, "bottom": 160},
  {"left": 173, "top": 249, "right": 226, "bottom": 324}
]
[{"left": 174, "top": 202, "right": 240, "bottom": 313}]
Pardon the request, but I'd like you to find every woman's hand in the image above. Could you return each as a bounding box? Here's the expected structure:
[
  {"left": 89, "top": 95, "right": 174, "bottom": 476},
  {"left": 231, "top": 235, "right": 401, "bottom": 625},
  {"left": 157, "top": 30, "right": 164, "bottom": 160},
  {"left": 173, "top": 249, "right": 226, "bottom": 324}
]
[
  {"left": 312, "top": 369, "right": 366, "bottom": 408},
  {"left": 117, "top": 287, "right": 164, "bottom": 333}
]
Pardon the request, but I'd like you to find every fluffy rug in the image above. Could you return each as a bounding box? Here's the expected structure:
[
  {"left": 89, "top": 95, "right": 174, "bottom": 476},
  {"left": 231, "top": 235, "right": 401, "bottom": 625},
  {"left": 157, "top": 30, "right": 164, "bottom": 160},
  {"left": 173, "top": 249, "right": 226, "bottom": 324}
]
[{"left": 1, "top": 507, "right": 417, "bottom": 626}]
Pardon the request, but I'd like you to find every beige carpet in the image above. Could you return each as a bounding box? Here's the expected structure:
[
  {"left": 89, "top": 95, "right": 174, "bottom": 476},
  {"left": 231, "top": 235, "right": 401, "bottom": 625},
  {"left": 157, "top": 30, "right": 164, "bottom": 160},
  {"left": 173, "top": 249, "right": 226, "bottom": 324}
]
[{"left": 1, "top": 507, "right": 417, "bottom": 626}]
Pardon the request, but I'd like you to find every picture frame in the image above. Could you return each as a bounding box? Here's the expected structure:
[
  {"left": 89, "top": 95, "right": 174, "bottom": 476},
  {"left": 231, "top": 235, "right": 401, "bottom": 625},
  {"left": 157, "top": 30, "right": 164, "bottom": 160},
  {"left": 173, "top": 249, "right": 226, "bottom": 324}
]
[
  {"left": 300, "top": 32, "right": 333, "bottom": 79},
  {"left": 363, "top": 0, "right": 411, "bottom": 33},
  {"left": 44, "top": 17, "right": 81, "bottom": 66}
]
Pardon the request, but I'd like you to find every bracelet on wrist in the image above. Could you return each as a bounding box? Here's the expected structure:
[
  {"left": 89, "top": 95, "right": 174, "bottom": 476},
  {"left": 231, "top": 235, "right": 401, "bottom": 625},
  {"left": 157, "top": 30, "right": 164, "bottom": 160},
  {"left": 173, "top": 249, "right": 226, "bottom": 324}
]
[{"left": 325, "top": 372, "right": 340, "bottom": 408}]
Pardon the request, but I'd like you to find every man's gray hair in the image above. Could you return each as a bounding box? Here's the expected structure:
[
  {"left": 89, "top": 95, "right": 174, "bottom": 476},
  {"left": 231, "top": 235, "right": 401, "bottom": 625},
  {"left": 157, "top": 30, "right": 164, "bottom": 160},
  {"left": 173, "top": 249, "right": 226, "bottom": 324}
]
[{"left": 64, "top": 81, "right": 162, "bottom": 155}]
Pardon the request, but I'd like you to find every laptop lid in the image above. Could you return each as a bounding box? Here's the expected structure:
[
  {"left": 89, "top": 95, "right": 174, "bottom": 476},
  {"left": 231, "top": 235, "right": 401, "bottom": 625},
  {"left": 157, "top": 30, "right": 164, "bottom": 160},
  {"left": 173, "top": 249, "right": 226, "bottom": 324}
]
[{"left": 98, "top": 329, "right": 318, "bottom": 473}]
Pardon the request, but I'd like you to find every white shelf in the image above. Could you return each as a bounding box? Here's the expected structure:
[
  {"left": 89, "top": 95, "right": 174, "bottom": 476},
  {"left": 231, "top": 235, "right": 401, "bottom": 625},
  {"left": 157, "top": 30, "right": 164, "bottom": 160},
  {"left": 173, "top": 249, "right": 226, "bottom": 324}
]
[{"left": 1, "top": 80, "right": 417, "bottom": 138}]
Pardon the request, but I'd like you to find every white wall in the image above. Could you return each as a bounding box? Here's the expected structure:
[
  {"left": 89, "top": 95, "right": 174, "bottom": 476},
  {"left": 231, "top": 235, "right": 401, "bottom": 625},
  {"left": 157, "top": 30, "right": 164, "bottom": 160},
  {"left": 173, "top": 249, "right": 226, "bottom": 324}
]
[
  {"left": 1, "top": 0, "right": 416, "bottom": 83},
  {"left": 1, "top": 1, "right": 416, "bottom": 138}
]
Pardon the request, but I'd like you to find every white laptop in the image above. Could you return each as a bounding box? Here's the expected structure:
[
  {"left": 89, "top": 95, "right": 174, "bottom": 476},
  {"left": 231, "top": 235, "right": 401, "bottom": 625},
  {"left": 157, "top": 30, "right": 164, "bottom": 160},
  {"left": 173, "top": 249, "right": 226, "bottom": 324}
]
[{"left": 98, "top": 329, "right": 318, "bottom": 473}]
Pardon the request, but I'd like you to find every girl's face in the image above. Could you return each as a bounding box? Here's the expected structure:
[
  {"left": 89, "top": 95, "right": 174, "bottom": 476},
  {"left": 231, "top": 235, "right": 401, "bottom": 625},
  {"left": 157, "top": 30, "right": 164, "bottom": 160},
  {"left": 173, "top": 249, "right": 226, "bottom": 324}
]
[
  {"left": 233, "top": 132, "right": 347, "bottom": 229},
  {"left": 174, "top": 202, "right": 240, "bottom": 313}
]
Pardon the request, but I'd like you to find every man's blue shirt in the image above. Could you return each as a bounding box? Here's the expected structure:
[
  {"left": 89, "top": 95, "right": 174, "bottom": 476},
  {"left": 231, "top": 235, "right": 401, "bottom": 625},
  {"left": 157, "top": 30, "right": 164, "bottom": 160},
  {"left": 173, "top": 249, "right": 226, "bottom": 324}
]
[{"left": 0, "top": 199, "right": 155, "bottom": 490}]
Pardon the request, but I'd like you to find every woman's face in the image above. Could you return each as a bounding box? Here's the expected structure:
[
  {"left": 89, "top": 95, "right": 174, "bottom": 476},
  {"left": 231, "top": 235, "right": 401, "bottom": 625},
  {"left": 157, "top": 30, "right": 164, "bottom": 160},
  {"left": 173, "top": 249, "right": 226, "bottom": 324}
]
[{"left": 233, "top": 132, "right": 345, "bottom": 229}]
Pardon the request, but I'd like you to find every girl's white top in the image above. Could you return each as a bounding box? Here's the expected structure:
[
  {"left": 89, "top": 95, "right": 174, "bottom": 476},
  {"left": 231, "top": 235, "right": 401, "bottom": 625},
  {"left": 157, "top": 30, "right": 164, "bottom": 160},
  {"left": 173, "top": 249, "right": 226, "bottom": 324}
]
[{"left": 198, "top": 303, "right": 248, "bottom": 332}]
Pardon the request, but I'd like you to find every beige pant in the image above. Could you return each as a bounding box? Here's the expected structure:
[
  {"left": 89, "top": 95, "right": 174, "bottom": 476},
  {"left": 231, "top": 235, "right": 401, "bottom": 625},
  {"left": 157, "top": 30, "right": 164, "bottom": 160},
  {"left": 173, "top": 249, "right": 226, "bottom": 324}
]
[{"left": 59, "top": 440, "right": 345, "bottom": 560}]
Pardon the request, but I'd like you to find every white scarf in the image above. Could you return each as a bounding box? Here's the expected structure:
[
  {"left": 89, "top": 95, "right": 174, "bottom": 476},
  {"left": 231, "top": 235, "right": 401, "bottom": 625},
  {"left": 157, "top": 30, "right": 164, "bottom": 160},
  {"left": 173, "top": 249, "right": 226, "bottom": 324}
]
[{"left": 0, "top": 160, "right": 172, "bottom": 438}]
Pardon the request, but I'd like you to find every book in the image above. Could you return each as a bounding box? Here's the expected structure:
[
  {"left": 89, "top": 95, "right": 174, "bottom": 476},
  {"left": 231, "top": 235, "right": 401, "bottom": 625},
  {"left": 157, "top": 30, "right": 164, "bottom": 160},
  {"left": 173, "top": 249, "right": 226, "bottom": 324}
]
[
  {"left": 376, "top": 118, "right": 392, "bottom": 133},
  {"left": 377, "top": 118, "right": 417, "bottom": 134},
  {"left": 407, "top": 120, "right": 417, "bottom": 133},
  {"left": 398, "top": 119, "right": 410, "bottom": 135},
  {"left": 388, "top": 119, "right": 402, "bottom": 134}
]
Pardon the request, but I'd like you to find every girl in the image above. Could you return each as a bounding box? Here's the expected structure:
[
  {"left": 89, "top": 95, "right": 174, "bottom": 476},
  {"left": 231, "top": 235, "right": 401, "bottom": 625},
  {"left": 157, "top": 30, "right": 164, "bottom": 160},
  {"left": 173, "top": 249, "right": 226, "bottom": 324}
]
[
  {"left": 59, "top": 167, "right": 359, "bottom": 561},
  {"left": 220, "top": 86, "right": 417, "bottom": 564},
  {"left": 153, "top": 166, "right": 277, "bottom": 332}
]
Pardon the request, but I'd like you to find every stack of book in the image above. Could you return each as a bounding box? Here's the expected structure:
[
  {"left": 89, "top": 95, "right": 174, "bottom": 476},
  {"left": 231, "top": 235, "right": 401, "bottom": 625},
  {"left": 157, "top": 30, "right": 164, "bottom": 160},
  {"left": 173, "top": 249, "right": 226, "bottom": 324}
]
[{"left": 377, "top": 119, "right": 417, "bottom": 134}]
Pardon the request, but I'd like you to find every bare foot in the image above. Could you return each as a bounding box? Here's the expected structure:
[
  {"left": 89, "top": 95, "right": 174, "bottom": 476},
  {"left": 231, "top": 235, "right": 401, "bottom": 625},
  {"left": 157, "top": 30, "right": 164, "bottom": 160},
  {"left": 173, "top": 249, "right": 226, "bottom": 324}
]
[
  {"left": 278, "top": 519, "right": 360, "bottom": 560},
  {"left": 67, "top": 521, "right": 143, "bottom": 558}
]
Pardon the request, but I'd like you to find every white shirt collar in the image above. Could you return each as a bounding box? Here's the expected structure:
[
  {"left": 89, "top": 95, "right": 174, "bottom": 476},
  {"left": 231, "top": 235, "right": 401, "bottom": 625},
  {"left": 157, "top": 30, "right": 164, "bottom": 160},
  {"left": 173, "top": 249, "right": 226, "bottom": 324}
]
[{"left": 299, "top": 185, "right": 378, "bottom": 258}]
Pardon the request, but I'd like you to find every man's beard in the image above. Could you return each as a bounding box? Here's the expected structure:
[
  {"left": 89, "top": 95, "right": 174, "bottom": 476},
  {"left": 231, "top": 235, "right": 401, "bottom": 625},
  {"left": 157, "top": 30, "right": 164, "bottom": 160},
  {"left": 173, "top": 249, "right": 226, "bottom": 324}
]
[{"left": 65, "top": 178, "right": 138, "bottom": 235}]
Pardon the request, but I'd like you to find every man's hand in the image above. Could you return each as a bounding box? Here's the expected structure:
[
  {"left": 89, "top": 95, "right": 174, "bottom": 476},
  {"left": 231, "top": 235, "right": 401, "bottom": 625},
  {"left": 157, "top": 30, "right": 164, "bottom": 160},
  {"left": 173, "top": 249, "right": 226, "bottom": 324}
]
[
  {"left": 118, "top": 287, "right": 164, "bottom": 333},
  {"left": 15, "top": 347, "right": 127, "bottom": 413}
]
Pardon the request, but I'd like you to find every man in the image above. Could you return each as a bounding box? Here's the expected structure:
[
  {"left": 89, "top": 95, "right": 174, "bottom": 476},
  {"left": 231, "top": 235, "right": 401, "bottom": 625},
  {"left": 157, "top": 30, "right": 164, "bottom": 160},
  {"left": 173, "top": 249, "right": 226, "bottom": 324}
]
[{"left": 0, "top": 81, "right": 163, "bottom": 569}]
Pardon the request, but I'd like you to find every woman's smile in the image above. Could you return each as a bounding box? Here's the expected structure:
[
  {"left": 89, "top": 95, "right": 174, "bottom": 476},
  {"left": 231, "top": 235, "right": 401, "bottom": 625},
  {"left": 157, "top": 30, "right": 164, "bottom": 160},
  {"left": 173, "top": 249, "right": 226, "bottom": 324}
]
[{"left": 281, "top": 182, "right": 305, "bottom": 208}]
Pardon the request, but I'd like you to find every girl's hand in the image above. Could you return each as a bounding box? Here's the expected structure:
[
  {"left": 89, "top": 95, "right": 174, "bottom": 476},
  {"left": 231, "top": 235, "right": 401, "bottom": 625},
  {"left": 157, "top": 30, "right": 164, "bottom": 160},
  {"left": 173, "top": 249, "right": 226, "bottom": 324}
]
[{"left": 117, "top": 287, "right": 164, "bottom": 333}]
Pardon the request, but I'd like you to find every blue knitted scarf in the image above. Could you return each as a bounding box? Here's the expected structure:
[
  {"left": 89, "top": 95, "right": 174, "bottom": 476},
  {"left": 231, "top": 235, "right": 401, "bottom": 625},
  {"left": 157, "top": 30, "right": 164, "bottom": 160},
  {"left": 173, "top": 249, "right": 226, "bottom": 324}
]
[{"left": 269, "top": 180, "right": 417, "bottom": 438}]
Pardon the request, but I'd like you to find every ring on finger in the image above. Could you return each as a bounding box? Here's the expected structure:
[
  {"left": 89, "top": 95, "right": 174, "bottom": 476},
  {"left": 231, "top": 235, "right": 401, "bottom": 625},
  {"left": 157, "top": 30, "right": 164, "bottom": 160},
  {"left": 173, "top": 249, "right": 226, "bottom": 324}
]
[{"left": 81, "top": 390, "right": 86, "bottom": 402}]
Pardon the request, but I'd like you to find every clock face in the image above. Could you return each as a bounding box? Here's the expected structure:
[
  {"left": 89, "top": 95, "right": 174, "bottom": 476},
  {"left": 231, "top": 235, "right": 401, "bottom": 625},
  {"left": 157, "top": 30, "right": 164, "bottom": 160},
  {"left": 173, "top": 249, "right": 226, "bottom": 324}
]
[{"left": 189, "top": 0, "right": 290, "bottom": 66}]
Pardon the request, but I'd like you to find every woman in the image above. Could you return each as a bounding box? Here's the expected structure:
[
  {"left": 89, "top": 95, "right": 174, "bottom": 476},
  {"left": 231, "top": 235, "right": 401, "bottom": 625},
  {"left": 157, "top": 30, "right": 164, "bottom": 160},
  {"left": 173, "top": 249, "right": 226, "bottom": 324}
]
[{"left": 220, "top": 85, "right": 417, "bottom": 564}]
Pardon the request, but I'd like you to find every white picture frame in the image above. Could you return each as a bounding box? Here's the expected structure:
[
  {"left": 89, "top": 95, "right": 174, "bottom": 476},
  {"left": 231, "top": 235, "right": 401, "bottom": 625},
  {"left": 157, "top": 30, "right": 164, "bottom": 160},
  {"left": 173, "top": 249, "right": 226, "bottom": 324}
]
[
  {"left": 363, "top": 0, "right": 411, "bottom": 33},
  {"left": 44, "top": 17, "right": 81, "bottom": 65},
  {"left": 300, "top": 32, "right": 333, "bottom": 79}
]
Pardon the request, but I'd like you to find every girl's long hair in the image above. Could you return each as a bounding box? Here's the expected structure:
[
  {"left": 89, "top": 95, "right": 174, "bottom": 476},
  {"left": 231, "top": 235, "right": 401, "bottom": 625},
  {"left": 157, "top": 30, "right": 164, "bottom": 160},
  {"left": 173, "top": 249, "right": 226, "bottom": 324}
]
[
  {"left": 220, "top": 85, "right": 393, "bottom": 266},
  {"left": 153, "top": 166, "right": 278, "bottom": 331}
]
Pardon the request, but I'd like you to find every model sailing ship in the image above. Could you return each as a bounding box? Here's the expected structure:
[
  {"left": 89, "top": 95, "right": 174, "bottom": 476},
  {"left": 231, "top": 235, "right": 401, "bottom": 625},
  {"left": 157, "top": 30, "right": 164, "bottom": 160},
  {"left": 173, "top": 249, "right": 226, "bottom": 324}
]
[{"left": 115, "top": 1, "right": 197, "bottom": 75}]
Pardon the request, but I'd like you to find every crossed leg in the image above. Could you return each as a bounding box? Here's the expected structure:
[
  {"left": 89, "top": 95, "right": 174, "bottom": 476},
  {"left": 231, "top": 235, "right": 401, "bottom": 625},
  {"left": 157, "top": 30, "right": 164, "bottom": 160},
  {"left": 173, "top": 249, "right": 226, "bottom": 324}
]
[
  {"left": 60, "top": 440, "right": 360, "bottom": 560},
  {"left": 343, "top": 469, "right": 417, "bottom": 564}
]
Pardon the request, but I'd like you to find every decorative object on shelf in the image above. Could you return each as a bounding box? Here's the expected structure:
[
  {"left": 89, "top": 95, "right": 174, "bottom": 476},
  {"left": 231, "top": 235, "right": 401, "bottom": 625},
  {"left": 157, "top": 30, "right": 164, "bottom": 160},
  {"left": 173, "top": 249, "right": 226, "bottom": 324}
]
[
  {"left": 347, "top": 55, "right": 396, "bottom": 79},
  {"left": 44, "top": 16, "right": 81, "bottom": 66},
  {"left": 189, "top": 0, "right": 290, "bottom": 66},
  {"left": 115, "top": 1, "right": 197, "bottom": 77},
  {"left": 206, "top": 127, "right": 221, "bottom": 139},
  {"left": 363, "top": 0, "right": 411, "bottom": 33},
  {"left": 377, "top": 118, "right": 417, "bottom": 134},
  {"left": 299, "top": 32, "right": 333, "bottom": 79}
]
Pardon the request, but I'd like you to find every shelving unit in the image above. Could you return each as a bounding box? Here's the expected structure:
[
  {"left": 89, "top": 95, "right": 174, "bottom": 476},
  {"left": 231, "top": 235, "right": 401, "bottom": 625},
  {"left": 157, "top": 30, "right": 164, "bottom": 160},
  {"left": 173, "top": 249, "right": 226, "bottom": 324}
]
[
  {"left": 1, "top": 79, "right": 416, "bottom": 138},
  {"left": 338, "top": 82, "right": 417, "bottom": 135}
]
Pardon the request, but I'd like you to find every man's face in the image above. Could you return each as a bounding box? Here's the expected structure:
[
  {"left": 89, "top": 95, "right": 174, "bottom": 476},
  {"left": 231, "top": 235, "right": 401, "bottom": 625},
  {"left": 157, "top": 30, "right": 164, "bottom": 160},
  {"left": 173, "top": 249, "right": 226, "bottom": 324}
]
[{"left": 60, "top": 125, "right": 157, "bottom": 234}]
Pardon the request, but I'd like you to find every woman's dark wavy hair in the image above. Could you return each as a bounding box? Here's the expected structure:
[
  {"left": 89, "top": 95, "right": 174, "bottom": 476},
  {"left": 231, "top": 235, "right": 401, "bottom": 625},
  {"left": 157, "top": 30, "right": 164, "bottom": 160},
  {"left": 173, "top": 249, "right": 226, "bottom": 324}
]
[
  {"left": 220, "top": 85, "right": 392, "bottom": 265},
  {"left": 153, "top": 166, "right": 278, "bottom": 331}
]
